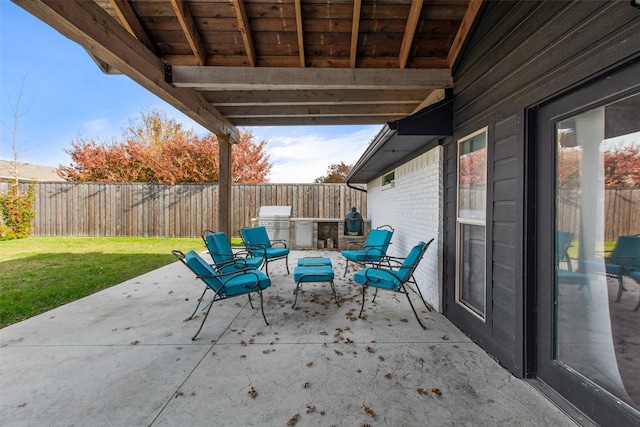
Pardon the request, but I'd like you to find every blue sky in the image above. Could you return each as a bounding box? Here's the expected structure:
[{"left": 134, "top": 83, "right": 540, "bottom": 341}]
[{"left": 0, "top": 1, "right": 381, "bottom": 183}]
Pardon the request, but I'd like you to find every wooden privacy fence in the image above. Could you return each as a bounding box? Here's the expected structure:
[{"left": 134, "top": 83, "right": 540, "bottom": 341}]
[
  {"left": 0, "top": 181, "right": 367, "bottom": 238},
  {"left": 557, "top": 188, "right": 640, "bottom": 241}
]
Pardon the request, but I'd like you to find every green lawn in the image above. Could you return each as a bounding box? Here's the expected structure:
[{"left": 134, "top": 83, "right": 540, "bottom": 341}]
[
  {"left": 0, "top": 236, "right": 205, "bottom": 328},
  {"left": 567, "top": 240, "right": 615, "bottom": 259}
]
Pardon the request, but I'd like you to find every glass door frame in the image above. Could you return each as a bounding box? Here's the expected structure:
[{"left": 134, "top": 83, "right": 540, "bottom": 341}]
[{"left": 533, "top": 62, "right": 640, "bottom": 426}]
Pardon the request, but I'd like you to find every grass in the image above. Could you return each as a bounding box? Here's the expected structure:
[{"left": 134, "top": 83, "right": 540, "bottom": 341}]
[
  {"left": 0, "top": 236, "right": 205, "bottom": 328},
  {"left": 566, "top": 240, "right": 615, "bottom": 259}
]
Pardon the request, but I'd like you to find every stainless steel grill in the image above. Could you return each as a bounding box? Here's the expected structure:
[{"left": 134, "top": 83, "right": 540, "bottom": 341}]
[{"left": 258, "top": 206, "right": 292, "bottom": 247}]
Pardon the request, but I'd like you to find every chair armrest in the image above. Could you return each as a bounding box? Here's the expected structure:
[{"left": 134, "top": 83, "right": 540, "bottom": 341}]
[
  {"left": 362, "top": 245, "right": 387, "bottom": 257},
  {"left": 219, "top": 270, "right": 264, "bottom": 291},
  {"left": 271, "top": 239, "right": 287, "bottom": 248},
  {"left": 233, "top": 249, "right": 254, "bottom": 258},
  {"left": 346, "top": 241, "right": 364, "bottom": 250},
  {"left": 197, "top": 266, "right": 255, "bottom": 281},
  {"left": 213, "top": 258, "right": 251, "bottom": 271},
  {"left": 381, "top": 255, "right": 405, "bottom": 267},
  {"left": 245, "top": 242, "right": 268, "bottom": 258},
  {"left": 618, "top": 256, "right": 640, "bottom": 274}
]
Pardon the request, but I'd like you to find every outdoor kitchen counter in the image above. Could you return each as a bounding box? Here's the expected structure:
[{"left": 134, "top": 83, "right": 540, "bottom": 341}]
[{"left": 288, "top": 218, "right": 371, "bottom": 250}]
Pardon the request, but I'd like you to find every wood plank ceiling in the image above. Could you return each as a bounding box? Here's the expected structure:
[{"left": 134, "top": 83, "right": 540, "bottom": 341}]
[{"left": 14, "top": 0, "right": 481, "bottom": 138}]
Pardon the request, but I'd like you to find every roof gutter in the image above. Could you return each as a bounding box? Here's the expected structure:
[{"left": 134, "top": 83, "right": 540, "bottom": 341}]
[{"left": 344, "top": 124, "right": 397, "bottom": 185}]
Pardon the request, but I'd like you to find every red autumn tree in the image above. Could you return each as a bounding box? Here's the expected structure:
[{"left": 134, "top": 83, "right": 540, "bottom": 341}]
[
  {"left": 458, "top": 149, "right": 486, "bottom": 188},
  {"left": 603, "top": 142, "right": 640, "bottom": 188},
  {"left": 557, "top": 142, "right": 640, "bottom": 189},
  {"left": 58, "top": 110, "right": 272, "bottom": 184}
]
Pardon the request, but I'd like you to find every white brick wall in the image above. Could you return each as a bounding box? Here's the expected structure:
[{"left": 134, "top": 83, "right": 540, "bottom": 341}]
[{"left": 366, "top": 146, "right": 443, "bottom": 311}]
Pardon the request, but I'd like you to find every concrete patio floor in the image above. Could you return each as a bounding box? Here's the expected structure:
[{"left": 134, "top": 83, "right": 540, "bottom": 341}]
[{"left": 1, "top": 249, "right": 578, "bottom": 426}]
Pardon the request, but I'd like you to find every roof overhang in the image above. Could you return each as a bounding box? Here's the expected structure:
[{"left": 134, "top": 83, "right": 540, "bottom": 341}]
[
  {"left": 12, "top": 0, "right": 482, "bottom": 131},
  {"left": 346, "top": 91, "right": 453, "bottom": 184}
]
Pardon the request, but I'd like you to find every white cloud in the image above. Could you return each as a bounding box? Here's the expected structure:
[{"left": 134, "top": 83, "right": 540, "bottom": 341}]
[
  {"left": 252, "top": 126, "right": 381, "bottom": 183},
  {"left": 81, "top": 118, "right": 111, "bottom": 134}
]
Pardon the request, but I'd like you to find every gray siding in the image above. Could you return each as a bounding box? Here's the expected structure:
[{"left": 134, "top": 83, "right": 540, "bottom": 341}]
[{"left": 445, "top": 0, "right": 640, "bottom": 376}]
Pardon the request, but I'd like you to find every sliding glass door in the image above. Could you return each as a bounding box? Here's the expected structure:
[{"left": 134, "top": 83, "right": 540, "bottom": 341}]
[{"left": 536, "top": 70, "right": 640, "bottom": 425}]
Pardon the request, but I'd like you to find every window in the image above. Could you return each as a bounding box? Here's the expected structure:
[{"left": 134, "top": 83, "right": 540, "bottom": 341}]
[
  {"left": 382, "top": 171, "right": 395, "bottom": 188},
  {"left": 456, "top": 128, "right": 487, "bottom": 319}
]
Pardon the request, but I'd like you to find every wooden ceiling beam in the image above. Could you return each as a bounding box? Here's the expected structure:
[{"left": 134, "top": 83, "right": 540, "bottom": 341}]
[
  {"left": 233, "top": 0, "right": 256, "bottom": 67},
  {"left": 398, "top": 0, "right": 424, "bottom": 69},
  {"left": 14, "top": 0, "right": 238, "bottom": 141},
  {"left": 108, "top": 0, "right": 157, "bottom": 55},
  {"left": 170, "top": 0, "right": 207, "bottom": 66},
  {"left": 349, "top": 0, "right": 361, "bottom": 68},
  {"left": 204, "top": 89, "right": 429, "bottom": 106},
  {"left": 171, "top": 66, "right": 452, "bottom": 90},
  {"left": 447, "top": 0, "right": 483, "bottom": 68},
  {"left": 294, "top": 0, "right": 305, "bottom": 67},
  {"left": 219, "top": 103, "right": 416, "bottom": 118},
  {"left": 229, "top": 116, "right": 406, "bottom": 126}
]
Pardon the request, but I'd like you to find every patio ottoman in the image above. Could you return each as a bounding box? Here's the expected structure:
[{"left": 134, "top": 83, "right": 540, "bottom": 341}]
[{"left": 293, "top": 258, "right": 339, "bottom": 308}]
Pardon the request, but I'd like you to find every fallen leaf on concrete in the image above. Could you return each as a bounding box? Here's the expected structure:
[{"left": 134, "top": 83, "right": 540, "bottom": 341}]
[
  {"left": 248, "top": 386, "right": 258, "bottom": 399},
  {"left": 286, "top": 413, "right": 300, "bottom": 426},
  {"left": 362, "top": 404, "right": 375, "bottom": 418}
]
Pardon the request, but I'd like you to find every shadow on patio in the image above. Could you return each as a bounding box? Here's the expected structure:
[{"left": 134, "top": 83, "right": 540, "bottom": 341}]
[{"left": 0, "top": 250, "right": 576, "bottom": 426}]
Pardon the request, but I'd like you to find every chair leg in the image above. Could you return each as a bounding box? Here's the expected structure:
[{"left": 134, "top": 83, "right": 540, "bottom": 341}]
[
  {"left": 371, "top": 288, "right": 379, "bottom": 303},
  {"left": 343, "top": 259, "right": 350, "bottom": 277},
  {"left": 292, "top": 281, "right": 301, "bottom": 308},
  {"left": 191, "top": 295, "right": 215, "bottom": 340},
  {"left": 358, "top": 285, "right": 367, "bottom": 318},
  {"left": 284, "top": 255, "right": 290, "bottom": 275},
  {"left": 188, "top": 287, "right": 209, "bottom": 320},
  {"left": 264, "top": 260, "right": 270, "bottom": 277},
  {"left": 330, "top": 280, "right": 340, "bottom": 307},
  {"left": 258, "top": 291, "right": 269, "bottom": 325},
  {"left": 410, "top": 278, "right": 433, "bottom": 312},
  {"left": 247, "top": 293, "right": 255, "bottom": 309},
  {"left": 402, "top": 285, "right": 427, "bottom": 330},
  {"left": 615, "top": 276, "right": 625, "bottom": 302}
]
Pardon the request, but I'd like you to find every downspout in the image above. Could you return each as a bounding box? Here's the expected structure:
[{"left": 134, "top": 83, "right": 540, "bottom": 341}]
[{"left": 346, "top": 181, "right": 367, "bottom": 193}]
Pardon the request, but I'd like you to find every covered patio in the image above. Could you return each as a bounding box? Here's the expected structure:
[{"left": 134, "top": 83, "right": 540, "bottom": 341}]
[{"left": 0, "top": 249, "right": 576, "bottom": 426}]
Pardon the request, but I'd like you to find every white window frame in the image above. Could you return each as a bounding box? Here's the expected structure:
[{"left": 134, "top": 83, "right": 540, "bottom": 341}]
[
  {"left": 455, "top": 127, "right": 488, "bottom": 321},
  {"left": 382, "top": 170, "right": 395, "bottom": 190}
]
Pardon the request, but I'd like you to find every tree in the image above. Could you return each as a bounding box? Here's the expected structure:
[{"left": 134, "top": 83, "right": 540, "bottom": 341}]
[
  {"left": 315, "top": 162, "right": 352, "bottom": 183},
  {"left": 557, "top": 142, "right": 640, "bottom": 189},
  {"left": 231, "top": 131, "right": 272, "bottom": 183},
  {"left": 0, "top": 77, "right": 37, "bottom": 239},
  {"left": 603, "top": 142, "right": 640, "bottom": 188},
  {"left": 123, "top": 108, "right": 193, "bottom": 147},
  {"left": 556, "top": 147, "right": 581, "bottom": 189},
  {"left": 59, "top": 112, "right": 272, "bottom": 184}
]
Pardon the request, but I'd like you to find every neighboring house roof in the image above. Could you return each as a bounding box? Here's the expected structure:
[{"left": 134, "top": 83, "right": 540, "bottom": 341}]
[
  {"left": 0, "top": 160, "right": 65, "bottom": 182},
  {"left": 346, "top": 92, "right": 454, "bottom": 184}
]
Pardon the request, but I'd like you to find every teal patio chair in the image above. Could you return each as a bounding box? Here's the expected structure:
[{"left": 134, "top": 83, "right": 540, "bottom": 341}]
[
  {"left": 173, "top": 250, "right": 271, "bottom": 340},
  {"left": 627, "top": 270, "right": 640, "bottom": 311},
  {"left": 202, "top": 229, "right": 264, "bottom": 273},
  {"left": 556, "top": 231, "right": 573, "bottom": 271},
  {"left": 605, "top": 235, "right": 640, "bottom": 303},
  {"left": 341, "top": 225, "right": 394, "bottom": 277},
  {"left": 239, "top": 226, "right": 290, "bottom": 276},
  {"left": 353, "top": 239, "right": 434, "bottom": 329}
]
